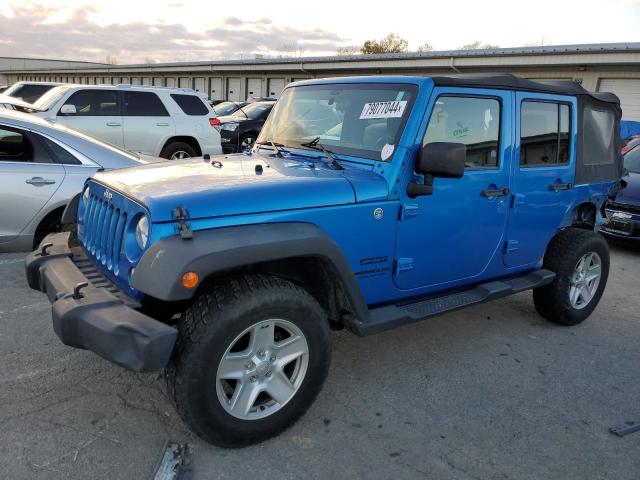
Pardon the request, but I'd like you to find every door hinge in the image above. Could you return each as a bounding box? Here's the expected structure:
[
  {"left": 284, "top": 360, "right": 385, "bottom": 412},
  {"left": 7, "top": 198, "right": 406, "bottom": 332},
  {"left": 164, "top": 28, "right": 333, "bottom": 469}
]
[
  {"left": 510, "top": 194, "right": 525, "bottom": 208},
  {"left": 399, "top": 203, "right": 419, "bottom": 220},
  {"left": 394, "top": 258, "right": 414, "bottom": 274},
  {"left": 504, "top": 240, "right": 519, "bottom": 254}
]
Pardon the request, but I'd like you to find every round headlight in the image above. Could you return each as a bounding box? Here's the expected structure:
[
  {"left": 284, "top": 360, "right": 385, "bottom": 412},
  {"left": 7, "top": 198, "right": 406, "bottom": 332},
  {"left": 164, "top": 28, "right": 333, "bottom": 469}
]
[
  {"left": 82, "top": 186, "right": 90, "bottom": 206},
  {"left": 135, "top": 216, "right": 149, "bottom": 249}
]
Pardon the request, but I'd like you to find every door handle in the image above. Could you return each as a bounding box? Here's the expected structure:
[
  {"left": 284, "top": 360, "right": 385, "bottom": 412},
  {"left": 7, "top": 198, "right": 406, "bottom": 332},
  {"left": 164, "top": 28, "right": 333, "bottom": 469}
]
[
  {"left": 106, "top": 122, "right": 121, "bottom": 127},
  {"left": 26, "top": 177, "right": 56, "bottom": 186},
  {"left": 481, "top": 187, "right": 510, "bottom": 198},
  {"left": 156, "top": 122, "right": 170, "bottom": 126},
  {"left": 549, "top": 182, "right": 572, "bottom": 192}
]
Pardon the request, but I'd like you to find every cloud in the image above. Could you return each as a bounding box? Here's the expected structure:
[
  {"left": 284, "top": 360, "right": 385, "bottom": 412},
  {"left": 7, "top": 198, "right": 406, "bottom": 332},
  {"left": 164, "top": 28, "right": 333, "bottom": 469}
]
[{"left": 0, "top": 5, "right": 347, "bottom": 63}]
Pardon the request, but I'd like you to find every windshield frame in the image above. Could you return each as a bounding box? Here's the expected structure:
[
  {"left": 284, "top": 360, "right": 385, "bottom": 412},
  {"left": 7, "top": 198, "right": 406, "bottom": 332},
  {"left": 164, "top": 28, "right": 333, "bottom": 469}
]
[
  {"left": 33, "top": 85, "right": 73, "bottom": 111},
  {"left": 256, "top": 82, "right": 419, "bottom": 163}
]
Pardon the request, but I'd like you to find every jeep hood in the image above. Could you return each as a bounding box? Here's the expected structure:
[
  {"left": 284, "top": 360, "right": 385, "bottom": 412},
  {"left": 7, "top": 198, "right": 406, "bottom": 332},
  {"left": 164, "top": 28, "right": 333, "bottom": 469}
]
[{"left": 92, "top": 152, "right": 389, "bottom": 222}]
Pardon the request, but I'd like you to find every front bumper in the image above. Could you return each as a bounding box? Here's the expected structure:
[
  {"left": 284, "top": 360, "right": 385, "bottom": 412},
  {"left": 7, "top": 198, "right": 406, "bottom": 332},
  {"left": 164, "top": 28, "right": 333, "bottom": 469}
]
[
  {"left": 25, "top": 232, "right": 177, "bottom": 372},
  {"left": 602, "top": 206, "right": 640, "bottom": 241}
]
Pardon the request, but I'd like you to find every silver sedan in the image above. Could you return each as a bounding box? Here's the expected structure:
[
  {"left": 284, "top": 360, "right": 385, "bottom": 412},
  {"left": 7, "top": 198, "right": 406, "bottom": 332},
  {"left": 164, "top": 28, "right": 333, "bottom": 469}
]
[{"left": 0, "top": 110, "right": 157, "bottom": 252}]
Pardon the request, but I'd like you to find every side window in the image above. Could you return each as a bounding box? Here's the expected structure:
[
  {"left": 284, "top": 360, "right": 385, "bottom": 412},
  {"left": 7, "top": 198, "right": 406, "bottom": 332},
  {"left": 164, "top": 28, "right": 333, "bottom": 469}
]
[
  {"left": 40, "top": 137, "right": 81, "bottom": 165},
  {"left": 170, "top": 94, "right": 209, "bottom": 115},
  {"left": 423, "top": 96, "right": 501, "bottom": 169},
  {"left": 124, "top": 91, "right": 169, "bottom": 116},
  {"left": 520, "top": 101, "right": 571, "bottom": 166},
  {"left": 62, "top": 90, "right": 120, "bottom": 116},
  {"left": 582, "top": 107, "right": 614, "bottom": 166},
  {"left": 0, "top": 127, "right": 34, "bottom": 162}
]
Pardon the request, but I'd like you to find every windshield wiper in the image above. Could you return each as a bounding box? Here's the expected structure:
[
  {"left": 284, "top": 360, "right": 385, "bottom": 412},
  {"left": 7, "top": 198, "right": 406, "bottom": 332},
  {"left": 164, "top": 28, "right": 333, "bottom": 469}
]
[
  {"left": 256, "top": 140, "right": 286, "bottom": 157},
  {"left": 299, "top": 137, "right": 344, "bottom": 170}
]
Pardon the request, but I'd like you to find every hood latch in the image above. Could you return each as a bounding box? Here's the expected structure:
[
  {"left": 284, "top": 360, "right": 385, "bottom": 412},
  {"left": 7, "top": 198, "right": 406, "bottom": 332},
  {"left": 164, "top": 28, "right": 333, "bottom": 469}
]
[{"left": 173, "top": 207, "right": 193, "bottom": 240}]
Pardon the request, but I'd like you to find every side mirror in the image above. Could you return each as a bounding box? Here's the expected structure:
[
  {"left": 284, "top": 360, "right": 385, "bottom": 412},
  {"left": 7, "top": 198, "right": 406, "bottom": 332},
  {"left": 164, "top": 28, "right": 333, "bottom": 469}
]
[
  {"left": 408, "top": 142, "right": 466, "bottom": 197},
  {"left": 59, "top": 104, "right": 77, "bottom": 115}
]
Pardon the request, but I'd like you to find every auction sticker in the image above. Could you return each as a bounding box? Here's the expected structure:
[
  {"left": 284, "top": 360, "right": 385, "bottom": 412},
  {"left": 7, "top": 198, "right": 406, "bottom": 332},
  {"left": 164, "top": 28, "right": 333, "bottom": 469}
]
[{"left": 360, "top": 100, "right": 407, "bottom": 119}]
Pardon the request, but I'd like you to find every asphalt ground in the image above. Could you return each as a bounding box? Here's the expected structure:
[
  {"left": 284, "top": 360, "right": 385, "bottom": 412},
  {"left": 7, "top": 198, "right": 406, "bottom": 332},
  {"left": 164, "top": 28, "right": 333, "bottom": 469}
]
[{"left": 0, "top": 242, "right": 639, "bottom": 479}]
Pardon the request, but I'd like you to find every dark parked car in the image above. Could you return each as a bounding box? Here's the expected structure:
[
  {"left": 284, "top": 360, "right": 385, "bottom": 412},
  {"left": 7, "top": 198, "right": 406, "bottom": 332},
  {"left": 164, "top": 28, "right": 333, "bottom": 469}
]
[
  {"left": 603, "top": 145, "right": 640, "bottom": 242},
  {"left": 213, "top": 101, "right": 275, "bottom": 153},
  {"left": 212, "top": 101, "right": 247, "bottom": 116}
]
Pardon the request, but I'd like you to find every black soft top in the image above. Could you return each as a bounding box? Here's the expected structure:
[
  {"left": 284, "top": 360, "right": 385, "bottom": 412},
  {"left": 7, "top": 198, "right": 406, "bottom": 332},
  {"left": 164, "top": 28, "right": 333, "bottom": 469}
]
[{"left": 430, "top": 73, "right": 620, "bottom": 104}]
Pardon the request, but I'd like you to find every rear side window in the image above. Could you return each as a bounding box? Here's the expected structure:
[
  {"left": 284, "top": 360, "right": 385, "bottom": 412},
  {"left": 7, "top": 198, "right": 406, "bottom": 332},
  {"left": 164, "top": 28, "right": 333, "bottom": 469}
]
[
  {"left": 583, "top": 107, "right": 615, "bottom": 166},
  {"left": 170, "top": 94, "right": 209, "bottom": 115},
  {"left": 422, "top": 96, "right": 501, "bottom": 169},
  {"left": 124, "top": 91, "right": 169, "bottom": 116},
  {"left": 520, "top": 101, "right": 571, "bottom": 166},
  {"left": 40, "top": 137, "right": 81, "bottom": 165},
  {"left": 62, "top": 90, "right": 120, "bottom": 116},
  {"left": 0, "top": 127, "right": 34, "bottom": 162}
]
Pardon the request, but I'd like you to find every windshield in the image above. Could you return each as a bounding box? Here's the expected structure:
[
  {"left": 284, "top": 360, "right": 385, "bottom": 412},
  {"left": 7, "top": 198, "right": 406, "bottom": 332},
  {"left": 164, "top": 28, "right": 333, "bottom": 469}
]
[
  {"left": 232, "top": 102, "right": 274, "bottom": 120},
  {"left": 258, "top": 83, "right": 417, "bottom": 161},
  {"left": 625, "top": 146, "right": 640, "bottom": 173},
  {"left": 214, "top": 102, "right": 243, "bottom": 116},
  {"left": 33, "top": 86, "right": 73, "bottom": 111},
  {"left": 4, "top": 83, "right": 56, "bottom": 103}
]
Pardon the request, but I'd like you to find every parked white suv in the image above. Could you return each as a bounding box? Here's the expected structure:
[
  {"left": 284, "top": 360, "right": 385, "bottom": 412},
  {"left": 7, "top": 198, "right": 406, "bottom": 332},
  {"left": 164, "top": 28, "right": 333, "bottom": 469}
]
[{"left": 29, "top": 85, "right": 222, "bottom": 159}]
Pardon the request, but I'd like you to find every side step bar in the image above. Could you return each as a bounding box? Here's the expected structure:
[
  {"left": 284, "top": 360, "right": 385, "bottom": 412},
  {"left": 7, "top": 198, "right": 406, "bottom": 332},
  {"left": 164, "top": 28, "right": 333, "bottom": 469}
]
[{"left": 354, "top": 269, "right": 555, "bottom": 336}]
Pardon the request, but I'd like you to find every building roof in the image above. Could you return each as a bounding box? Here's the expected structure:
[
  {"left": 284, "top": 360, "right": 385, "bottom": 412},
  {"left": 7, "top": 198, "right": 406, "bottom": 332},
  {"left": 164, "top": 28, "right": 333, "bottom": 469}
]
[{"left": 2, "top": 42, "right": 639, "bottom": 72}]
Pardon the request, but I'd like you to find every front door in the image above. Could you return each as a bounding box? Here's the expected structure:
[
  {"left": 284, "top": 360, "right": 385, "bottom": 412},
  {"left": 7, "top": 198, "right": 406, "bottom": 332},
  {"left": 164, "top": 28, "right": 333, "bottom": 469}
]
[
  {"left": 394, "top": 88, "right": 513, "bottom": 291},
  {"left": 57, "top": 89, "right": 124, "bottom": 147},
  {"left": 503, "top": 93, "right": 576, "bottom": 268},
  {"left": 0, "top": 125, "right": 65, "bottom": 245}
]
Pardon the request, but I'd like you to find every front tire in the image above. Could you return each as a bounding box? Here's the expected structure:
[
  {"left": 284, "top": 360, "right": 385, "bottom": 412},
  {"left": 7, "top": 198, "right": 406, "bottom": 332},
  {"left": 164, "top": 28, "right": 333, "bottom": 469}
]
[
  {"left": 533, "top": 228, "right": 609, "bottom": 326},
  {"left": 166, "top": 274, "right": 331, "bottom": 447}
]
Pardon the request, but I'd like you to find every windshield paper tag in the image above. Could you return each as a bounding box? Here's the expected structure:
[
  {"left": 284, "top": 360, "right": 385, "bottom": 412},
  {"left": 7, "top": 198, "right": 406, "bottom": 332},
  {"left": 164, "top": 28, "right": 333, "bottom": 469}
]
[
  {"left": 381, "top": 144, "right": 395, "bottom": 161},
  {"left": 360, "top": 101, "right": 407, "bottom": 119}
]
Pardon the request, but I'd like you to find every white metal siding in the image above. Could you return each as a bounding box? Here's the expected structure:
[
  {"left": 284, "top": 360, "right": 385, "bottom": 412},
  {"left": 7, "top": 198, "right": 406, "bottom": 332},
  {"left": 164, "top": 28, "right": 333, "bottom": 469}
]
[
  {"left": 268, "top": 78, "right": 285, "bottom": 97},
  {"left": 210, "top": 78, "right": 223, "bottom": 100},
  {"left": 246, "top": 78, "right": 262, "bottom": 100},
  {"left": 598, "top": 78, "right": 640, "bottom": 121},
  {"left": 227, "top": 78, "right": 241, "bottom": 101}
]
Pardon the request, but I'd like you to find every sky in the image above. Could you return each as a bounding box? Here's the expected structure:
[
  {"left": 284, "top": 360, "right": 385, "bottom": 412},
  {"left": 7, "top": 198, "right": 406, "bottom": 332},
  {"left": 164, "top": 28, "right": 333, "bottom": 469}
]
[{"left": 0, "top": 0, "right": 639, "bottom": 64}]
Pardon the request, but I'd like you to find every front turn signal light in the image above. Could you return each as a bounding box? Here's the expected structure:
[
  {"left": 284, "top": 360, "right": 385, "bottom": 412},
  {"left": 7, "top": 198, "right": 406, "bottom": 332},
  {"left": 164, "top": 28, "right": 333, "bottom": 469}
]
[{"left": 182, "top": 271, "right": 199, "bottom": 289}]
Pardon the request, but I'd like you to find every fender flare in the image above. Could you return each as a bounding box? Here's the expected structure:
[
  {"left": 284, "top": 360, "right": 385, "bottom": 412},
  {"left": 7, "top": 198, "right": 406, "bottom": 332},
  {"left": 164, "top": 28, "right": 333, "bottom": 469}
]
[{"left": 131, "top": 222, "right": 369, "bottom": 321}]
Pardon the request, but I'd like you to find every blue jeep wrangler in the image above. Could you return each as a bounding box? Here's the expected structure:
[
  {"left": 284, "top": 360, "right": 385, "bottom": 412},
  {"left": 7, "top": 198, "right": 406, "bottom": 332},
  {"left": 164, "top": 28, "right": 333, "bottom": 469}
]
[{"left": 25, "top": 74, "right": 623, "bottom": 447}]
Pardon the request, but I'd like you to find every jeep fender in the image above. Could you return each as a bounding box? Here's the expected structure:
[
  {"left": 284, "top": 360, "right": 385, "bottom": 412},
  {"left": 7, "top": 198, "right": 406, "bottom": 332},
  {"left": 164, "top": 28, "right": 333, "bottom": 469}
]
[{"left": 131, "top": 222, "right": 369, "bottom": 321}]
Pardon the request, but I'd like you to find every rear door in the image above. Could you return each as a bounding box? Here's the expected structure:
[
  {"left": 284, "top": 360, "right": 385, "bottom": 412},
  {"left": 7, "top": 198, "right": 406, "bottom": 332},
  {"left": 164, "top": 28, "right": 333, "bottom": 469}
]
[
  {"left": 0, "top": 125, "right": 65, "bottom": 245},
  {"left": 504, "top": 93, "right": 576, "bottom": 267},
  {"left": 122, "top": 91, "right": 174, "bottom": 155},
  {"left": 57, "top": 89, "right": 124, "bottom": 146}
]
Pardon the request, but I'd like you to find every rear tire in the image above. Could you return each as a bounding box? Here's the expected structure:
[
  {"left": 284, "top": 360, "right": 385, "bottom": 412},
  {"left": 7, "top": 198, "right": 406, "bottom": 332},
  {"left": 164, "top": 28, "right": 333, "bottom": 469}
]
[
  {"left": 160, "top": 142, "right": 197, "bottom": 160},
  {"left": 533, "top": 228, "right": 609, "bottom": 326},
  {"left": 239, "top": 134, "right": 257, "bottom": 152},
  {"left": 166, "top": 274, "right": 331, "bottom": 447}
]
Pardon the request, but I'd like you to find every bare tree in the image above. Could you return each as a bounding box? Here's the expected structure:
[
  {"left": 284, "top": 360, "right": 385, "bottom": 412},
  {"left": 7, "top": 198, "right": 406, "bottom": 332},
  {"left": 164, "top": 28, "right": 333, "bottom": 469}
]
[
  {"left": 278, "top": 42, "right": 305, "bottom": 58},
  {"left": 361, "top": 33, "right": 408, "bottom": 54},
  {"left": 105, "top": 54, "right": 118, "bottom": 65},
  {"left": 336, "top": 45, "right": 359, "bottom": 56},
  {"left": 144, "top": 57, "right": 157, "bottom": 64},
  {"left": 417, "top": 43, "right": 434, "bottom": 52},
  {"left": 458, "top": 41, "right": 500, "bottom": 50}
]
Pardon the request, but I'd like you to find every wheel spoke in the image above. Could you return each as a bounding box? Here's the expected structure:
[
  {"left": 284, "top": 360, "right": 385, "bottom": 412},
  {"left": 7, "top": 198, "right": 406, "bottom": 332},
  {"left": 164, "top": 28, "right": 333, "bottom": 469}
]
[
  {"left": 580, "top": 284, "right": 593, "bottom": 305},
  {"left": 265, "top": 371, "right": 296, "bottom": 405},
  {"left": 229, "top": 381, "right": 261, "bottom": 416},
  {"left": 218, "top": 352, "right": 250, "bottom": 380},
  {"left": 250, "top": 321, "right": 275, "bottom": 352},
  {"left": 273, "top": 335, "right": 306, "bottom": 366},
  {"left": 585, "top": 265, "right": 601, "bottom": 283}
]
